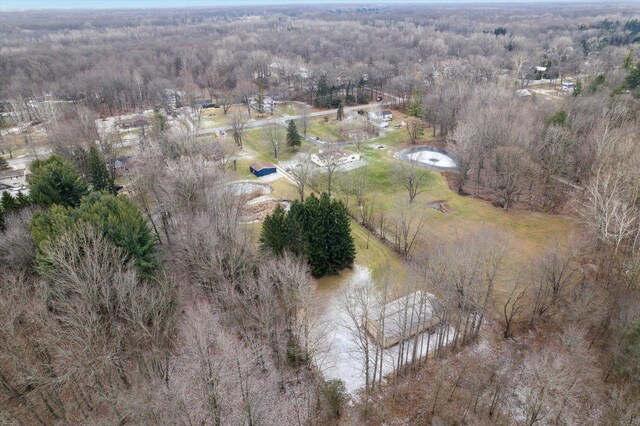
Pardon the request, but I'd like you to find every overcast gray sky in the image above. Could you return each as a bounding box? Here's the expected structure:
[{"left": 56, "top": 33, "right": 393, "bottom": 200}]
[{"left": 0, "top": 0, "right": 596, "bottom": 11}]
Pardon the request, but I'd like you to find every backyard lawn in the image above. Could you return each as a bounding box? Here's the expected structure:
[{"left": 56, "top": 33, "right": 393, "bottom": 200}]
[
  {"left": 240, "top": 128, "right": 317, "bottom": 163},
  {"left": 303, "top": 118, "right": 347, "bottom": 143}
]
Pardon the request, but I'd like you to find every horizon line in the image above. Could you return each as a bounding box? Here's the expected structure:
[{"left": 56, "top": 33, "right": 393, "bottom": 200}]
[{"left": 1, "top": 0, "right": 625, "bottom": 13}]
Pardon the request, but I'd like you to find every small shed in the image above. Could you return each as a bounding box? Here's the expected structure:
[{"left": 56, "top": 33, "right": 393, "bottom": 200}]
[{"left": 250, "top": 161, "right": 277, "bottom": 177}]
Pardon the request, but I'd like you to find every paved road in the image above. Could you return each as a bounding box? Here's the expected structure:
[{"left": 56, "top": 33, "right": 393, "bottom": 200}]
[
  {"left": 196, "top": 102, "right": 384, "bottom": 137},
  {"left": 5, "top": 101, "right": 389, "bottom": 169},
  {"left": 7, "top": 153, "right": 45, "bottom": 169}
]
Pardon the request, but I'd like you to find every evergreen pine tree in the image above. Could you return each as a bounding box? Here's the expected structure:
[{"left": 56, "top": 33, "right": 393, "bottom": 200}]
[
  {"left": 31, "top": 192, "right": 158, "bottom": 276},
  {"left": 285, "top": 202, "right": 306, "bottom": 256},
  {"left": 1, "top": 191, "right": 17, "bottom": 212},
  {"left": 0, "top": 192, "right": 11, "bottom": 230},
  {"left": 259, "top": 193, "right": 356, "bottom": 277},
  {"left": 88, "top": 145, "right": 114, "bottom": 193},
  {"left": 303, "top": 194, "right": 330, "bottom": 277},
  {"left": 15, "top": 191, "right": 31, "bottom": 209},
  {"left": 260, "top": 203, "right": 288, "bottom": 255},
  {"left": 0, "top": 156, "right": 9, "bottom": 171},
  {"left": 257, "top": 86, "right": 265, "bottom": 115},
  {"left": 29, "top": 155, "right": 89, "bottom": 208},
  {"left": 286, "top": 120, "right": 302, "bottom": 148},
  {"left": 330, "top": 198, "right": 356, "bottom": 270},
  {"left": 406, "top": 90, "right": 424, "bottom": 118}
]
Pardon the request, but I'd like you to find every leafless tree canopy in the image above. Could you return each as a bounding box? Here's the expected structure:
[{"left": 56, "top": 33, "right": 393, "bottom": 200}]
[{"left": 1, "top": 2, "right": 640, "bottom": 424}]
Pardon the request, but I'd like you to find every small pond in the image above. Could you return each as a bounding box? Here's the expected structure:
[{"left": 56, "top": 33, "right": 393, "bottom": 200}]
[{"left": 396, "top": 146, "right": 457, "bottom": 170}]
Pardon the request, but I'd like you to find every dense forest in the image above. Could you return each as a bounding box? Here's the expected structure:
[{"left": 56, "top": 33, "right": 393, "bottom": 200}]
[{"left": 1, "top": 2, "right": 640, "bottom": 425}]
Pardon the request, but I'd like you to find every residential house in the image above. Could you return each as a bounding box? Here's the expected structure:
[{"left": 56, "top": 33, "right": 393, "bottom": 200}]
[
  {"left": 0, "top": 168, "right": 28, "bottom": 196},
  {"left": 119, "top": 115, "right": 148, "bottom": 129},
  {"left": 369, "top": 110, "right": 393, "bottom": 122},
  {"left": 311, "top": 149, "right": 360, "bottom": 167}
]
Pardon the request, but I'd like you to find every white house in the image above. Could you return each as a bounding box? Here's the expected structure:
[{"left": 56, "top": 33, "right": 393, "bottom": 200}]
[
  {"left": 311, "top": 149, "right": 361, "bottom": 167},
  {"left": 369, "top": 110, "right": 393, "bottom": 121},
  {"left": 0, "top": 168, "right": 28, "bottom": 196}
]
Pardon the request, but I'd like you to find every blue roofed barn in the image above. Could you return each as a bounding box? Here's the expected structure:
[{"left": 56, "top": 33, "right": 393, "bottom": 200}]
[{"left": 250, "top": 161, "right": 277, "bottom": 177}]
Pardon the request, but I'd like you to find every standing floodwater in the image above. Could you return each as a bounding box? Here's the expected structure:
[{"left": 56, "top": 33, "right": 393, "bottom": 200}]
[{"left": 396, "top": 146, "right": 458, "bottom": 170}]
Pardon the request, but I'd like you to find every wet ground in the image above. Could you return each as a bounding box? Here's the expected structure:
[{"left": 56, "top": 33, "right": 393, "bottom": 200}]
[{"left": 312, "top": 265, "right": 454, "bottom": 395}]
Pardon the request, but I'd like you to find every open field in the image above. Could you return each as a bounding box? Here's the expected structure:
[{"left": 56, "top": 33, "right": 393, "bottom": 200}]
[
  {"left": 301, "top": 141, "right": 576, "bottom": 308},
  {"left": 239, "top": 127, "right": 317, "bottom": 163},
  {"left": 277, "top": 102, "right": 323, "bottom": 116},
  {"left": 238, "top": 124, "right": 576, "bottom": 308},
  {"left": 200, "top": 105, "right": 285, "bottom": 128},
  {"left": 303, "top": 117, "right": 348, "bottom": 143}
]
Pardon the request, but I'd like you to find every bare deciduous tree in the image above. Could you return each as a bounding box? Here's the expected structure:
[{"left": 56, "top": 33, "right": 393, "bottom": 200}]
[
  {"left": 394, "top": 162, "right": 430, "bottom": 203},
  {"left": 491, "top": 145, "right": 536, "bottom": 210},
  {"left": 263, "top": 122, "right": 282, "bottom": 161},
  {"left": 503, "top": 278, "right": 527, "bottom": 338},
  {"left": 230, "top": 112, "right": 248, "bottom": 149},
  {"left": 390, "top": 208, "right": 426, "bottom": 260},
  {"left": 448, "top": 120, "right": 476, "bottom": 194},
  {"left": 405, "top": 117, "right": 424, "bottom": 144},
  {"left": 581, "top": 167, "right": 638, "bottom": 254},
  {"left": 289, "top": 153, "right": 313, "bottom": 202}
]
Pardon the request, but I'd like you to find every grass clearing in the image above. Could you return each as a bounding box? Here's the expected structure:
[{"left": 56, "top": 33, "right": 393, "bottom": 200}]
[
  {"left": 200, "top": 105, "right": 248, "bottom": 128},
  {"left": 304, "top": 118, "right": 346, "bottom": 143},
  {"left": 238, "top": 114, "right": 575, "bottom": 311},
  {"left": 240, "top": 128, "right": 316, "bottom": 163},
  {"left": 330, "top": 148, "right": 576, "bottom": 307}
]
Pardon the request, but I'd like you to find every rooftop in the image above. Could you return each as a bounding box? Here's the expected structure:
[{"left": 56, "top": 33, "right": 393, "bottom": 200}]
[
  {"left": 0, "top": 168, "right": 26, "bottom": 180},
  {"left": 366, "top": 290, "right": 444, "bottom": 349},
  {"left": 250, "top": 161, "right": 276, "bottom": 171},
  {"left": 119, "top": 115, "right": 148, "bottom": 126}
]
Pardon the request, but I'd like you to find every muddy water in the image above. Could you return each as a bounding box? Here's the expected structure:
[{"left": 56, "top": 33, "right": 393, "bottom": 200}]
[
  {"left": 312, "top": 265, "right": 454, "bottom": 395},
  {"left": 312, "top": 265, "right": 372, "bottom": 395}
]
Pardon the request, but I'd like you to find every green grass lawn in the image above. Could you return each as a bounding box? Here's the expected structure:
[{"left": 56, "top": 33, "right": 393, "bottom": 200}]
[
  {"left": 231, "top": 157, "right": 255, "bottom": 180},
  {"left": 304, "top": 118, "right": 346, "bottom": 143},
  {"left": 241, "top": 123, "right": 576, "bottom": 309},
  {"left": 279, "top": 102, "right": 325, "bottom": 116},
  {"left": 327, "top": 148, "right": 576, "bottom": 306},
  {"left": 240, "top": 128, "right": 316, "bottom": 164},
  {"left": 200, "top": 105, "right": 248, "bottom": 128},
  {"left": 201, "top": 109, "right": 231, "bottom": 128}
]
